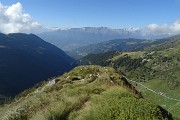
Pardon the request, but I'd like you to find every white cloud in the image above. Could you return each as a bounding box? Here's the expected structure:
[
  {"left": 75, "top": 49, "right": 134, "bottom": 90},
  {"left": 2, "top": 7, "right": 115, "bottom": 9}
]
[
  {"left": 142, "top": 20, "right": 180, "bottom": 35},
  {"left": 171, "top": 20, "right": 180, "bottom": 32},
  {"left": 0, "top": 2, "right": 42, "bottom": 34}
]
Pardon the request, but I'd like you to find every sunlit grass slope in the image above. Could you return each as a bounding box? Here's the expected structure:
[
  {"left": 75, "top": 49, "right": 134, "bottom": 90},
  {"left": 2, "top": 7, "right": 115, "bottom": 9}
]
[{"left": 0, "top": 65, "right": 172, "bottom": 120}]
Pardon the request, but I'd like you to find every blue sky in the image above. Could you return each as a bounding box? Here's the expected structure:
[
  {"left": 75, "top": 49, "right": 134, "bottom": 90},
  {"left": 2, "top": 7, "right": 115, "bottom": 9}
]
[{"left": 0, "top": 0, "right": 180, "bottom": 29}]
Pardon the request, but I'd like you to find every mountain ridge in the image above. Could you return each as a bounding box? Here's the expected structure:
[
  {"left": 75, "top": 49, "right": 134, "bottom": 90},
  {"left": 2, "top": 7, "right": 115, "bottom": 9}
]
[
  {"left": 0, "top": 65, "right": 173, "bottom": 120},
  {"left": 37, "top": 27, "right": 171, "bottom": 51},
  {"left": 70, "top": 38, "right": 154, "bottom": 57}
]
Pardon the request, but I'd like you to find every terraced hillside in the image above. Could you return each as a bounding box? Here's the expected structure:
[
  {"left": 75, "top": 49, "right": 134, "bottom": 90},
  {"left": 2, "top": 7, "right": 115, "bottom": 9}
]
[{"left": 0, "top": 66, "right": 172, "bottom": 120}]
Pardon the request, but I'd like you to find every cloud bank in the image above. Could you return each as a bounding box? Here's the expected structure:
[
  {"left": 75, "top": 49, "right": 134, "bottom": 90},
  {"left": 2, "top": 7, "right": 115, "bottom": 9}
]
[
  {"left": 142, "top": 20, "right": 180, "bottom": 35},
  {"left": 0, "top": 2, "right": 41, "bottom": 34}
]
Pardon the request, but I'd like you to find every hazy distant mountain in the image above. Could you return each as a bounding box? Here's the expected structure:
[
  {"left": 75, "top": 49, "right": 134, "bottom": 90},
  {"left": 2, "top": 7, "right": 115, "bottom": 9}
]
[
  {"left": 70, "top": 38, "right": 155, "bottom": 57},
  {"left": 0, "top": 33, "right": 75, "bottom": 97},
  {"left": 37, "top": 27, "right": 171, "bottom": 51},
  {"left": 68, "top": 34, "right": 180, "bottom": 58}
]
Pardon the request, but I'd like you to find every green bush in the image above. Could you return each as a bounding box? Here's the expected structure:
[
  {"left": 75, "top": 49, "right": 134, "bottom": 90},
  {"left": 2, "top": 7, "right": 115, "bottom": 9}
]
[{"left": 78, "top": 88, "right": 169, "bottom": 120}]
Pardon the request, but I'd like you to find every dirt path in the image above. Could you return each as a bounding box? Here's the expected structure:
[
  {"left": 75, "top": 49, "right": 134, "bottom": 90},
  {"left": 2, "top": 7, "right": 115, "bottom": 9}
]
[{"left": 124, "top": 76, "right": 180, "bottom": 102}]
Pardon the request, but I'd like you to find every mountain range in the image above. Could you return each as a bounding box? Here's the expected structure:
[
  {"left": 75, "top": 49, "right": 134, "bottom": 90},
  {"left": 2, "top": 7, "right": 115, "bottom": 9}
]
[{"left": 37, "top": 27, "right": 171, "bottom": 51}]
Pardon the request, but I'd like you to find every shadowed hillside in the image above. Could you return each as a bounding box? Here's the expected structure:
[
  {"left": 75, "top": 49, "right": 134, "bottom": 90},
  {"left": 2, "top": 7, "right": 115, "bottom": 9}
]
[{"left": 0, "top": 33, "right": 75, "bottom": 97}]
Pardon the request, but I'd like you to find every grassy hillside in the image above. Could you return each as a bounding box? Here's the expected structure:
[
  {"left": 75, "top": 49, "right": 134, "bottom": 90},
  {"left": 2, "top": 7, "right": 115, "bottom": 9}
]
[
  {"left": 145, "top": 34, "right": 180, "bottom": 51},
  {"left": 131, "top": 79, "right": 180, "bottom": 120},
  {"left": 69, "top": 38, "right": 154, "bottom": 57},
  {"left": 79, "top": 51, "right": 180, "bottom": 119},
  {"left": 0, "top": 66, "right": 172, "bottom": 120},
  {"left": 77, "top": 35, "right": 180, "bottom": 119}
]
